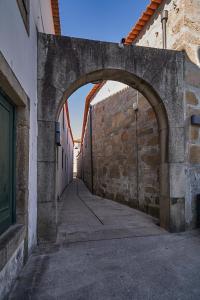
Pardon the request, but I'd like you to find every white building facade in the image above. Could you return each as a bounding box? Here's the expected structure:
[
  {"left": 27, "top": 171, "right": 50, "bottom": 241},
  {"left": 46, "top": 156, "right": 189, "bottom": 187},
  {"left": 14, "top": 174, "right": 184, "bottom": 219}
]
[
  {"left": 73, "top": 140, "right": 81, "bottom": 177},
  {"left": 0, "top": 1, "right": 69, "bottom": 299},
  {"left": 56, "top": 104, "right": 74, "bottom": 198}
]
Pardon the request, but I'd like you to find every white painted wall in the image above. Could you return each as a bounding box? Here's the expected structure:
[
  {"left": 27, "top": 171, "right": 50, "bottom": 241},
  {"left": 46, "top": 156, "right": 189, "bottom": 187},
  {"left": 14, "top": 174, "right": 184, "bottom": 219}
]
[
  {"left": 135, "top": 0, "right": 200, "bottom": 67},
  {"left": 135, "top": 0, "right": 184, "bottom": 49},
  {"left": 57, "top": 105, "right": 74, "bottom": 197},
  {"left": 91, "top": 81, "right": 128, "bottom": 106},
  {"left": 0, "top": 0, "right": 55, "bottom": 252}
]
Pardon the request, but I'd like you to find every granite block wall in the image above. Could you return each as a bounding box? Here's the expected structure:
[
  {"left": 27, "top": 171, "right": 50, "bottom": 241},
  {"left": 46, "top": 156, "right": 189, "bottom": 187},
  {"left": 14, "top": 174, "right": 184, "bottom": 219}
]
[{"left": 80, "top": 88, "right": 160, "bottom": 218}]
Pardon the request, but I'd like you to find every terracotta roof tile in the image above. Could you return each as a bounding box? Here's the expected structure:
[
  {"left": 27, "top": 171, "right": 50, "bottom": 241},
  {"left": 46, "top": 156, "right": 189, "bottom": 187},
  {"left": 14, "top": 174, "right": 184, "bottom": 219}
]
[
  {"left": 125, "top": 0, "right": 163, "bottom": 44},
  {"left": 65, "top": 102, "right": 74, "bottom": 143},
  {"left": 81, "top": 82, "right": 105, "bottom": 146},
  {"left": 51, "top": 0, "right": 61, "bottom": 35}
]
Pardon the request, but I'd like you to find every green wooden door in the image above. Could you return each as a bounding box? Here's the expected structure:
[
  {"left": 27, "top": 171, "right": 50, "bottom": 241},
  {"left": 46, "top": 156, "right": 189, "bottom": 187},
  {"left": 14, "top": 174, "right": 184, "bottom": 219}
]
[{"left": 0, "top": 91, "right": 15, "bottom": 235}]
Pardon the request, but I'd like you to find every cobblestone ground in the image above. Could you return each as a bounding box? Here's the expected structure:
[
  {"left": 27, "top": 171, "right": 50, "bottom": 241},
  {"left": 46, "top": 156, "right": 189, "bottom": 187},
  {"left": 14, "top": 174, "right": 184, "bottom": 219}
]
[{"left": 9, "top": 179, "right": 200, "bottom": 300}]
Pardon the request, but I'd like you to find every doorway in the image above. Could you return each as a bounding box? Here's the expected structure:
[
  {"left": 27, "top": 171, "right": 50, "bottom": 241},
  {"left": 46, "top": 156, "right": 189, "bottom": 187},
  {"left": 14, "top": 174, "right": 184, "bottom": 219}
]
[{"left": 0, "top": 90, "right": 15, "bottom": 234}]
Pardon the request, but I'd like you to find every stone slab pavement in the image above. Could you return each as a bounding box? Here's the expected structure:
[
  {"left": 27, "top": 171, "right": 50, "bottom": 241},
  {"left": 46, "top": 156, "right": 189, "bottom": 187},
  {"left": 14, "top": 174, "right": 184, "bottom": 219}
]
[{"left": 9, "top": 179, "right": 200, "bottom": 300}]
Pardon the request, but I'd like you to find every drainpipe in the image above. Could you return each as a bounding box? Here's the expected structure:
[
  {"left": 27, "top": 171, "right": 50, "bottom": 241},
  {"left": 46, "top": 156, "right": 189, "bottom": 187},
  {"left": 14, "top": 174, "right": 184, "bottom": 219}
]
[
  {"left": 161, "top": 10, "right": 168, "bottom": 49},
  {"left": 133, "top": 92, "right": 139, "bottom": 208},
  {"left": 81, "top": 144, "right": 84, "bottom": 181},
  {"left": 89, "top": 105, "right": 94, "bottom": 194}
]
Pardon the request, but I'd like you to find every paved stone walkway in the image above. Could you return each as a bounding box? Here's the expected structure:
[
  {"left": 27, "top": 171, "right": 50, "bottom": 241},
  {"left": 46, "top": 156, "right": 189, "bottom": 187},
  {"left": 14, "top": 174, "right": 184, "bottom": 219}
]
[
  {"left": 9, "top": 180, "right": 200, "bottom": 300},
  {"left": 57, "top": 179, "right": 165, "bottom": 243}
]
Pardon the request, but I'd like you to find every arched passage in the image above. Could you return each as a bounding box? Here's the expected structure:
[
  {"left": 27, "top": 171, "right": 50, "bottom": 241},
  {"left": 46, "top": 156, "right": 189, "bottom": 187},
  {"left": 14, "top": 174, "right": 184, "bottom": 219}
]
[{"left": 37, "top": 33, "right": 186, "bottom": 241}]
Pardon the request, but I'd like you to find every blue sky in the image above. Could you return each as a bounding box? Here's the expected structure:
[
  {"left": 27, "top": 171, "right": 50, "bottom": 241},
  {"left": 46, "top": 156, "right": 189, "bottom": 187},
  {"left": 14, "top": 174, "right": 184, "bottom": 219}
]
[{"left": 59, "top": 0, "right": 149, "bottom": 138}]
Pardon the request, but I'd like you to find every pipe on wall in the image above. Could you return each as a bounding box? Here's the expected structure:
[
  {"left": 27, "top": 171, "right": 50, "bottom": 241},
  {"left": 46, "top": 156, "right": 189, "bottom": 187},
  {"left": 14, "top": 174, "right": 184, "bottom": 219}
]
[
  {"left": 134, "top": 92, "right": 139, "bottom": 208},
  {"left": 161, "top": 10, "right": 168, "bottom": 49},
  {"left": 89, "top": 105, "right": 94, "bottom": 193},
  {"left": 82, "top": 144, "right": 84, "bottom": 181}
]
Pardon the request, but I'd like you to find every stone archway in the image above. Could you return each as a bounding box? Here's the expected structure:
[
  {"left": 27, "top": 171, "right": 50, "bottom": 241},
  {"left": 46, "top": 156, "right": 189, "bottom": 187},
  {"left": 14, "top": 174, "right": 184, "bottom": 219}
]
[{"left": 37, "top": 33, "right": 186, "bottom": 241}]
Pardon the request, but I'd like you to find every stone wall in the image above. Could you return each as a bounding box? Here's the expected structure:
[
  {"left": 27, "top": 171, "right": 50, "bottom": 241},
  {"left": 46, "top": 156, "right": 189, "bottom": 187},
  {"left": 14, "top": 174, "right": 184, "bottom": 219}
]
[
  {"left": 88, "top": 0, "right": 200, "bottom": 228},
  {"left": 134, "top": 0, "right": 200, "bottom": 228},
  {"left": 184, "top": 59, "right": 200, "bottom": 228},
  {"left": 135, "top": 0, "right": 200, "bottom": 66},
  {"left": 80, "top": 87, "right": 160, "bottom": 218}
]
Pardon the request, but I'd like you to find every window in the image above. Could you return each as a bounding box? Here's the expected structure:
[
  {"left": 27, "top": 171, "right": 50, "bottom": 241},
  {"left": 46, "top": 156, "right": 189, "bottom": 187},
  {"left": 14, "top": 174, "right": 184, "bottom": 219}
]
[{"left": 17, "top": 0, "right": 30, "bottom": 34}]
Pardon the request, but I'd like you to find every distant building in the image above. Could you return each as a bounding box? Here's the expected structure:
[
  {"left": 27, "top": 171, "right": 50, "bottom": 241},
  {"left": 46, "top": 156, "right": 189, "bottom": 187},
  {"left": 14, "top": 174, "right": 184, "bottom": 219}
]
[
  {"left": 56, "top": 103, "right": 74, "bottom": 199},
  {"left": 73, "top": 140, "right": 81, "bottom": 177}
]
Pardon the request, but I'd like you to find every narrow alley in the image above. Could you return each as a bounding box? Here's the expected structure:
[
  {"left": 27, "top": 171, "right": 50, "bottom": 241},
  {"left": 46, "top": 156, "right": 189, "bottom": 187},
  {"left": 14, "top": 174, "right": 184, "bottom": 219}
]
[
  {"left": 9, "top": 180, "right": 200, "bottom": 300},
  {"left": 1, "top": 1, "right": 200, "bottom": 299}
]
